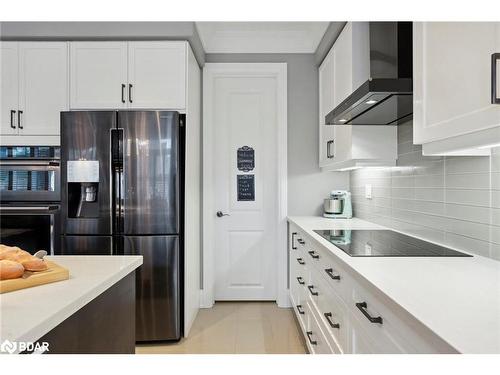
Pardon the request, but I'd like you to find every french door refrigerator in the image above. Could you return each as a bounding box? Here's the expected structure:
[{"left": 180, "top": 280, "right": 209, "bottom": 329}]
[{"left": 60, "top": 111, "right": 184, "bottom": 341}]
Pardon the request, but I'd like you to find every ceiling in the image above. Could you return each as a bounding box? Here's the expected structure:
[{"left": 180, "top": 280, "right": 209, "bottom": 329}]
[{"left": 195, "top": 22, "right": 330, "bottom": 54}]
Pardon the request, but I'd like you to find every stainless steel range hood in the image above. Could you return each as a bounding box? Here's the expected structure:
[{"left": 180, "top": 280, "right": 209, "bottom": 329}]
[{"left": 325, "top": 22, "right": 413, "bottom": 126}]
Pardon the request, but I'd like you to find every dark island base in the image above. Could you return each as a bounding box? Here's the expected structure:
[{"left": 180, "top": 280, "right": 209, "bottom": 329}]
[{"left": 36, "top": 272, "right": 136, "bottom": 354}]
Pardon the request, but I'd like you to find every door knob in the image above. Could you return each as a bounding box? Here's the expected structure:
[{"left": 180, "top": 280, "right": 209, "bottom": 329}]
[{"left": 216, "top": 211, "right": 230, "bottom": 218}]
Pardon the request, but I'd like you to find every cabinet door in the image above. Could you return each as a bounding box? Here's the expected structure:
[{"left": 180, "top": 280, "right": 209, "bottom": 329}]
[
  {"left": 127, "top": 42, "right": 186, "bottom": 109},
  {"left": 18, "top": 42, "right": 68, "bottom": 136},
  {"left": 319, "top": 49, "right": 336, "bottom": 167},
  {"left": 414, "top": 22, "right": 500, "bottom": 144},
  {"left": 333, "top": 23, "right": 353, "bottom": 108},
  {"left": 70, "top": 42, "right": 127, "bottom": 109},
  {"left": 1, "top": 42, "right": 19, "bottom": 135}
]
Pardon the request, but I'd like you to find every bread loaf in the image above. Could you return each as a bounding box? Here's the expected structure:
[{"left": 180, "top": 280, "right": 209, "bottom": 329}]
[
  {"left": 0, "top": 260, "right": 25, "bottom": 280},
  {"left": 0, "top": 244, "right": 48, "bottom": 272},
  {"left": 22, "top": 259, "right": 48, "bottom": 272}
]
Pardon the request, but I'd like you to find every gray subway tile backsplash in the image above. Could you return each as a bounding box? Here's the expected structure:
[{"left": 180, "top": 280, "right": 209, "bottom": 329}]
[{"left": 349, "top": 120, "right": 500, "bottom": 260}]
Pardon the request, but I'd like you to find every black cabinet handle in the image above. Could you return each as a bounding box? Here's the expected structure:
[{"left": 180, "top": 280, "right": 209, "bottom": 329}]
[
  {"left": 296, "top": 276, "right": 305, "bottom": 285},
  {"left": 296, "top": 305, "right": 305, "bottom": 315},
  {"left": 17, "top": 110, "right": 23, "bottom": 129},
  {"left": 129, "top": 84, "right": 133, "bottom": 103},
  {"left": 492, "top": 53, "right": 500, "bottom": 104},
  {"left": 325, "top": 268, "right": 341, "bottom": 280},
  {"left": 10, "top": 110, "right": 16, "bottom": 129},
  {"left": 297, "top": 239, "right": 305, "bottom": 245},
  {"left": 291, "top": 232, "right": 297, "bottom": 249},
  {"left": 307, "top": 285, "right": 318, "bottom": 296},
  {"left": 356, "top": 302, "right": 383, "bottom": 324},
  {"left": 324, "top": 312, "right": 340, "bottom": 329},
  {"left": 296, "top": 258, "right": 305, "bottom": 265},
  {"left": 326, "top": 139, "right": 334, "bottom": 159},
  {"left": 121, "top": 84, "right": 126, "bottom": 103},
  {"left": 306, "top": 331, "right": 317, "bottom": 345},
  {"left": 308, "top": 250, "right": 319, "bottom": 259}
]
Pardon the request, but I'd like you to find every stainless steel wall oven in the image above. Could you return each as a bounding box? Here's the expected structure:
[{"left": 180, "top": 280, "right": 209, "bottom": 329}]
[{"left": 0, "top": 146, "right": 61, "bottom": 254}]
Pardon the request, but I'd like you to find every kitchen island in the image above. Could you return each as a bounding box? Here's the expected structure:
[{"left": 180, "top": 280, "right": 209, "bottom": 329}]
[{"left": 0, "top": 255, "right": 142, "bottom": 354}]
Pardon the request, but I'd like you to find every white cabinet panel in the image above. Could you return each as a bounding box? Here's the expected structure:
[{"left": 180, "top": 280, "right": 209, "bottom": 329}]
[
  {"left": 413, "top": 22, "right": 500, "bottom": 152},
  {"left": 1, "top": 42, "right": 19, "bottom": 136},
  {"left": 128, "top": 42, "right": 186, "bottom": 109},
  {"left": 332, "top": 23, "right": 353, "bottom": 108},
  {"left": 319, "top": 48, "right": 335, "bottom": 167},
  {"left": 318, "top": 22, "right": 394, "bottom": 171},
  {"left": 18, "top": 42, "right": 68, "bottom": 136},
  {"left": 70, "top": 42, "right": 127, "bottom": 109}
]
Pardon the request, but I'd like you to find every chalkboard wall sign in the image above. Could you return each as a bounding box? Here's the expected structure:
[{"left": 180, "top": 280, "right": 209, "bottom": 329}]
[
  {"left": 237, "top": 174, "right": 255, "bottom": 201},
  {"left": 237, "top": 146, "right": 255, "bottom": 172}
]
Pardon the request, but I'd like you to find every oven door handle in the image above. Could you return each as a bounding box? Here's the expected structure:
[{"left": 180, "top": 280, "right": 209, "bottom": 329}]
[
  {"left": 0, "top": 160, "right": 60, "bottom": 167},
  {"left": 0, "top": 205, "right": 59, "bottom": 212}
]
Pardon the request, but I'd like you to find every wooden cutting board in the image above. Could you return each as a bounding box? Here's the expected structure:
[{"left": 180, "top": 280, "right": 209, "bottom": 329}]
[{"left": 0, "top": 261, "right": 69, "bottom": 294}]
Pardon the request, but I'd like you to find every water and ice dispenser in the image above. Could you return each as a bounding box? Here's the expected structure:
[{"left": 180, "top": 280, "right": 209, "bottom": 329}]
[{"left": 66, "top": 160, "right": 100, "bottom": 218}]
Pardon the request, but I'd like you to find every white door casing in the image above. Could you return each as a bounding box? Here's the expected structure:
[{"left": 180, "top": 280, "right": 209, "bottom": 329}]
[{"left": 202, "top": 63, "right": 288, "bottom": 306}]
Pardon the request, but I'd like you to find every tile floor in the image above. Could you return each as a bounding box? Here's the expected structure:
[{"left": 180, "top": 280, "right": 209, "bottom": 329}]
[{"left": 136, "top": 301, "right": 308, "bottom": 354}]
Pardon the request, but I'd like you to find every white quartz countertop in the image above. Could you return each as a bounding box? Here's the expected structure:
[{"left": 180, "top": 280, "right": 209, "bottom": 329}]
[
  {"left": 0, "top": 255, "right": 142, "bottom": 351},
  {"left": 287, "top": 216, "right": 500, "bottom": 354}
]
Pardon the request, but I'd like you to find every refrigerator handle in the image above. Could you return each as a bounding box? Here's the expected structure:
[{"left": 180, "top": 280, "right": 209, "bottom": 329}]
[{"left": 111, "top": 128, "right": 124, "bottom": 233}]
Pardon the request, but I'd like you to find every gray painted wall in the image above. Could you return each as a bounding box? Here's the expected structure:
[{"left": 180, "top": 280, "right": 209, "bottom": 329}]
[
  {"left": 0, "top": 21, "right": 205, "bottom": 65},
  {"left": 205, "top": 53, "right": 349, "bottom": 216},
  {"left": 350, "top": 120, "right": 500, "bottom": 260}
]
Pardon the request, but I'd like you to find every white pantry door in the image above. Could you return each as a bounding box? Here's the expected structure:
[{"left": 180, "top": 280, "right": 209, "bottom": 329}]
[{"left": 204, "top": 63, "right": 287, "bottom": 301}]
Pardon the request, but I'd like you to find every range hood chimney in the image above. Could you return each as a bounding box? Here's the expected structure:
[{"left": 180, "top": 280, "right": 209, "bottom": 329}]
[{"left": 325, "top": 22, "right": 413, "bottom": 126}]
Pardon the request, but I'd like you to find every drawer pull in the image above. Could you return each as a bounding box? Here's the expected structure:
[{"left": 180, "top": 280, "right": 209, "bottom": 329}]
[
  {"left": 325, "top": 268, "right": 341, "bottom": 280},
  {"left": 297, "top": 258, "right": 305, "bottom": 265},
  {"left": 297, "top": 276, "right": 305, "bottom": 285},
  {"left": 324, "top": 312, "right": 340, "bottom": 329},
  {"left": 291, "top": 232, "right": 298, "bottom": 249},
  {"left": 296, "top": 305, "right": 305, "bottom": 315},
  {"left": 308, "top": 251, "right": 320, "bottom": 259},
  {"left": 298, "top": 239, "right": 305, "bottom": 245},
  {"left": 356, "top": 302, "right": 383, "bottom": 324},
  {"left": 306, "top": 331, "right": 317, "bottom": 345},
  {"left": 307, "top": 285, "right": 319, "bottom": 296}
]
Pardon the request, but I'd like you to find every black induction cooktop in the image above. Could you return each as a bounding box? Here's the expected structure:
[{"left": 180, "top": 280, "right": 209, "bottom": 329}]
[{"left": 313, "top": 229, "right": 472, "bottom": 257}]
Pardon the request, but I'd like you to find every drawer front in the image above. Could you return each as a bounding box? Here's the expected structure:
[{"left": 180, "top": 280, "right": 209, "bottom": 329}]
[
  {"left": 350, "top": 285, "right": 411, "bottom": 353},
  {"left": 305, "top": 302, "right": 334, "bottom": 354},
  {"left": 350, "top": 315, "right": 379, "bottom": 354},
  {"left": 313, "top": 271, "right": 350, "bottom": 353},
  {"left": 304, "top": 237, "right": 353, "bottom": 302}
]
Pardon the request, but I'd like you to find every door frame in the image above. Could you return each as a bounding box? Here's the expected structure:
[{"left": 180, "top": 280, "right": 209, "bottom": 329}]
[{"left": 201, "top": 63, "right": 289, "bottom": 308}]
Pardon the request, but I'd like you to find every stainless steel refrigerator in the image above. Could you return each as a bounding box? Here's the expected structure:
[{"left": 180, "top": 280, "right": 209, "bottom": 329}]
[{"left": 59, "top": 111, "right": 184, "bottom": 341}]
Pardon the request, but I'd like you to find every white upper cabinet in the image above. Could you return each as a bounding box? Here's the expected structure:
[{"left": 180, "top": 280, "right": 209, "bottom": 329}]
[
  {"left": 413, "top": 22, "right": 500, "bottom": 155},
  {"left": 1, "top": 42, "right": 19, "bottom": 136},
  {"left": 1, "top": 42, "right": 68, "bottom": 144},
  {"left": 318, "top": 22, "right": 396, "bottom": 171},
  {"left": 70, "top": 41, "right": 187, "bottom": 110},
  {"left": 19, "top": 42, "right": 68, "bottom": 136},
  {"left": 128, "top": 42, "right": 186, "bottom": 109},
  {"left": 70, "top": 42, "right": 128, "bottom": 109}
]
